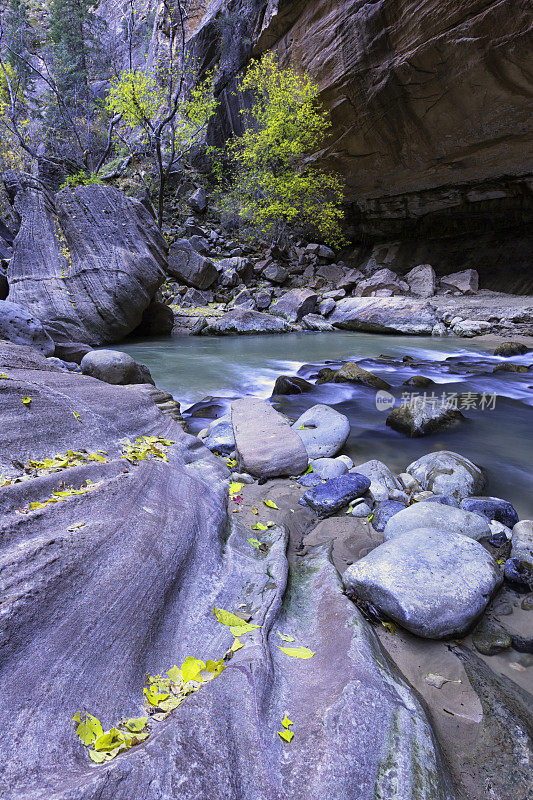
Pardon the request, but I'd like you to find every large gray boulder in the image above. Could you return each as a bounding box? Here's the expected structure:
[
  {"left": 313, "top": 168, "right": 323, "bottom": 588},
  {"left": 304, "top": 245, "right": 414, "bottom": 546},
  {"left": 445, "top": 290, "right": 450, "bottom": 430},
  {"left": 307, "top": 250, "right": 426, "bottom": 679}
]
[
  {"left": 0, "top": 299, "right": 54, "bottom": 355},
  {"left": 441, "top": 269, "right": 479, "bottom": 294},
  {"left": 350, "top": 460, "right": 402, "bottom": 493},
  {"left": 383, "top": 502, "right": 492, "bottom": 541},
  {"left": 232, "top": 397, "right": 308, "bottom": 478},
  {"left": 386, "top": 401, "right": 464, "bottom": 437},
  {"left": 269, "top": 288, "right": 317, "bottom": 322},
  {"left": 330, "top": 297, "right": 437, "bottom": 334},
  {"left": 292, "top": 404, "right": 350, "bottom": 458},
  {"left": 5, "top": 172, "right": 167, "bottom": 346},
  {"left": 354, "top": 267, "right": 408, "bottom": 296},
  {"left": 204, "top": 308, "right": 292, "bottom": 335},
  {"left": 511, "top": 520, "right": 533, "bottom": 567},
  {"left": 406, "top": 451, "right": 486, "bottom": 500},
  {"left": 80, "top": 349, "right": 153, "bottom": 385},
  {"left": 0, "top": 341, "right": 456, "bottom": 800},
  {"left": 343, "top": 529, "right": 502, "bottom": 638},
  {"left": 167, "top": 238, "right": 217, "bottom": 289}
]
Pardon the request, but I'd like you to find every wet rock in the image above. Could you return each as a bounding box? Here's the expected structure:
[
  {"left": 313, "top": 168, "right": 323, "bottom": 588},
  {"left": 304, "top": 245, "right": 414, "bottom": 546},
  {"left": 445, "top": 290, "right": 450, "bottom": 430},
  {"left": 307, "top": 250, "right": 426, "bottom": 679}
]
[
  {"left": 231, "top": 398, "right": 308, "bottom": 478},
  {"left": 402, "top": 375, "right": 435, "bottom": 388},
  {"left": 431, "top": 322, "right": 447, "bottom": 337},
  {"left": 511, "top": 520, "right": 533, "bottom": 567},
  {"left": 0, "top": 299, "right": 55, "bottom": 356},
  {"left": 309, "top": 458, "right": 349, "bottom": 479},
  {"left": 330, "top": 297, "right": 437, "bottom": 334},
  {"left": 371, "top": 500, "right": 406, "bottom": 532},
  {"left": 204, "top": 413, "right": 235, "bottom": 454},
  {"left": 292, "top": 404, "right": 350, "bottom": 458},
  {"left": 187, "top": 186, "right": 207, "bottom": 214},
  {"left": 271, "top": 375, "right": 313, "bottom": 396},
  {"left": 315, "top": 366, "right": 338, "bottom": 384},
  {"left": 80, "top": 349, "right": 153, "bottom": 385},
  {"left": 441, "top": 269, "right": 479, "bottom": 294},
  {"left": 168, "top": 239, "right": 217, "bottom": 290},
  {"left": 405, "top": 264, "right": 436, "bottom": 298},
  {"left": 343, "top": 529, "right": 502, "bottom": 638},
  {"left": 386, "top": 401, "right": 464, "bottom": 437},
  {"left": 503, "top": 558, "right": 533, "bottom": 593},
  {"left": 492, "top": 362, "right": 530, "bottom": 373},
  {"left": 333, "top": 361, "right": 391, "bottom": 390},
  {"left": 406, "top": 450, "right": 486, "bottom": 500},
  {"left": 494, "top": 341, "right": 529, "bottom": 356},
  {"left": 205, "top": 308, "right": 292, "bottom": 335},
  {"left": 270, "top": 288, "right": 317, "bottom": 322},
  {"left": 302, "top": 473, "right": 371, "bottom": 517},
  {"left": 460, "top": 496, "right": 519, "bottom": 528},
  {"left": 383, "top": 502, "right": 491, "bottom": 541},
  {"left": 472, "top": 620, "right": 512, "bottom": 655}
]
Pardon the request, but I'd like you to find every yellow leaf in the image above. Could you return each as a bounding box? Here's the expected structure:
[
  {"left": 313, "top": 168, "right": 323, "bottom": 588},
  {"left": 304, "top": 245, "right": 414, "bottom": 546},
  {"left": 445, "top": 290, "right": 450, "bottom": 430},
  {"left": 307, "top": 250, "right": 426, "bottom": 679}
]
[
  {"left": 166, "top": 665, "right": 181, "bottom": 684},
  {"left": 123, "top": 717, "right": 148, "bottom": 733},
  {"left": 21, "top": 396, "right": 32, "bottom": 406},
  {"left": 276, "top": 645, "right": 315, "bottom": 659},
  {"left": 278, "top": 729, "right": 294, "bottom": 742},
  {"left": 231, "top": 637, "right": 244, "bottom": 652},
  {"left": 281, "top": 714, "right": 293, "bottom": 728},
  {"left": 277, "top": 631, "right": 295, "bottom": 643},
  {"left": 263, "top": 499, "right": 278, "bottom": 509},
  {"left": 181, "top": 656, "right": 205, "bottom": 683},
  {"left": 213, "top": 607, "right": 250, "bottom": 627},
  {"left": 229, "top": 623, "right": 260, "bottom": 637},
  {"left": 229, "top": 482, "right": 244, "bottom": 495}
]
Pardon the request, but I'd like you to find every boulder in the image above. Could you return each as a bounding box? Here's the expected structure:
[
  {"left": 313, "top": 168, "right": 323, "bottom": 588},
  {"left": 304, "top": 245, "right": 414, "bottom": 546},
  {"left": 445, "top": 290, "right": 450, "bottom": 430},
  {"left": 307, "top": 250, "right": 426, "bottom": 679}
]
[
  {"left": 402, "top": 375, "right": 435, "bottom": 388},
  {"left": 167, "top": 239, "right": 217, "bottom": 289},
  {"left": 343, "top": 529, "right": 502, "bottom": 638},
  {"left": 271, "top": 375, "right": 313, "bottom": 395},
  {"left": 306, "top": 243, "right": 335, "bottom": 260},
  {"left": 0, "top": 299, "right": 55, "bottom": 356},
  {"left": 421, "top": 494, "right": 460, "bottom": 508},
  {"left": 188, "top": 234, "right": 210, "bottom": 253},
  {"left": 204, "top": 413, "right": 235, "bottom": 454},
  {"left": 441, "top": 269, "right": 479, "bottom": 294},
  {"left": 406, "top": 451, "right": 486, "bottom": 500},
  {"left": 254, "top": 288, "right": 272, "bottom": 310},
  {"left": 292, "top": 404, "right": 350, "bottom": 458},
  {"left": 386, "top": 401, "right": 464, "bottom": 437},
  {"left": 301, "top": 473, "right": 371, "bottom": 517},
  {"left": 229, "top": 288, "right": 255, "bottom": 310},
  {"left": 492, "top": 362, "right": 530, "bottom": 373},
  {"left": 81, "top": 349, "right": 153, "bottom": 385},
  {"left": 263, "top": 263, "right": 288, "bottom": 284},
  {"left": 330, "top": 297, "right": 437, "bottom": 334},
  {"left": 5, "top": 173, "right": 167, "bottom": 345},
  {"left": 309, "top": 457, "right": 349, "bottom": 479},
  {"left": 511, "top": 520, "right": 533, "bottom": 567},
  {"left": 181, "top": 287, "right": 214, "bottom": 307},
  {"left": 53, "top": 340, "right": 92, "bottom": 364},
  {"left": 333, "top": 362, "right": 391, "bottom": 390},
  {"left": 460, "top": 497, "right": 519, "bottom": 528},
  {"left": 405, "top": 264, "right": 437, "bottom": 298},
  {"left": 187, "top": 186, "right": 207, "bottom": 214},
  {"left": 452, "top": 319, "right": 492, "bottom": 337},
  {"left": 231, "top": 398, "right": 308, "bottom": 478},
  {"left": 493, "top": 341, "right": 529, "bottom": 357},
  {"left": 383, "top": 502, "right": 492, "bottom": 541},
  {"left": 204, "top": 308, "right": 292, "bottom": 335},
  {"left": 351, "top": 460, "right": 402, "bottom": 493},
  {"left": 269, "top": 288, "right": 317, "bottom": 322},
  {"left": 318, "top": 298, "right": 335, "bottom": 316},
  {"left": 354, "top": 268, "right": 408, "bottom": 297},
  {"left": 301, "top": 313, "right": 335, "bottom": 331}
]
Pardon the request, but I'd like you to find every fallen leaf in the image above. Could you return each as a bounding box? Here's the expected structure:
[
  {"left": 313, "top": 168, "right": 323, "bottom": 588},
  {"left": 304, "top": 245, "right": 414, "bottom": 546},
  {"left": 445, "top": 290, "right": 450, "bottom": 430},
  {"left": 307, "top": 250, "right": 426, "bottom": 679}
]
[
  {"left": 67, "top": 522, "right": 86, "bottom": 531},
  {"left": 73, "top": 711, "right": 103, "bottom": 746},
  {"left": 248, "top": 537, "right": 262, "bottom": 548},
  {"left": 281, "top": 714, "right": 293, "bottom": 728},
  {"left": 278, "top": 729, "right": 294, "bottom": 742},
  {"left": 181, "top": 656, "right": 205, "bottom": 683},
  {"left": 251, "top": 522, "right": 268, "bottom": 531},
  {"left": 276, "top": 645, "right": 315, "bottom": 659},
  {"left": 229, "top": 482, "right": 244, "bottom": 495},
  {"left": 122, "top": 717, "right": 148, "bottom": 733},
  {"left": 231, "top": 637, "right": 244, "bottom": 652},
  {"left": 425, "top": 673, "right": 462, "bottom": 689},
  {"left": 21, "top": 396, "right": 32, "bottom": 406},
  {"left": 263, "top": 499, "right": 279, "bottom": 509},
  {"left": 277, "top": 631, "right": 295, "bottom": 643},
  {"left": 166, "top": 665, "right": 181, "bottom": 684},
  {"left": 229, "top": 622, "right": 260, "bottom": 637}
]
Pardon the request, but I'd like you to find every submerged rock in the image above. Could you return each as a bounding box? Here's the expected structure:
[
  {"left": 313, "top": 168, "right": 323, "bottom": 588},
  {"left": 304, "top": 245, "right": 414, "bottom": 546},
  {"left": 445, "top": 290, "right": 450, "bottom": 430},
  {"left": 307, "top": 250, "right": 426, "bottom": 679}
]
[
  {"left": 271, "top": 375, "right": 313, "bottom": 396},
  {"left": 406, "top": 451, "right": 486, "bottom": 500},
  {"left": 343, "top": 529, "right": 502, "bottom": 638},
  {"left": 302, "top": 473, "right": 371, "bottom": 517},
  {"left": 493, "top": 341, "right": 529, "bottom": 356},
  {"left": 333, "top": 361, "right": 391, "bottom": 390},
  {"left": 231, "top": 398, "right": 308, "bottom": 478},
  {"left": 292, "top": 404, "right": 350, "bottom": 458},
  {"left": 472, "top": 619, "right": 512, "bottom": 655}
]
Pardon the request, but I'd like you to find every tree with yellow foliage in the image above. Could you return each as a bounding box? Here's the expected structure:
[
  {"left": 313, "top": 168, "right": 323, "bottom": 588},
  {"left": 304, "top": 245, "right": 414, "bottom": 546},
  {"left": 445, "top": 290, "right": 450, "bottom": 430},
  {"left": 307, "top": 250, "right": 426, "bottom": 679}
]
[{"left": 219, "top": 52, "right": 345, "bottom": 247}]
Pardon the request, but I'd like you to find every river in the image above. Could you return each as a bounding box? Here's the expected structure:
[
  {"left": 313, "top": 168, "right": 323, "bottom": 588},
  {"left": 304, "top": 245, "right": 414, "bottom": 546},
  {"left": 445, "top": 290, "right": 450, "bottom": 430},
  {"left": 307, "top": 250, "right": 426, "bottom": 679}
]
[{"left": 120, "top": 331, "right": 533, "bottom": 519}]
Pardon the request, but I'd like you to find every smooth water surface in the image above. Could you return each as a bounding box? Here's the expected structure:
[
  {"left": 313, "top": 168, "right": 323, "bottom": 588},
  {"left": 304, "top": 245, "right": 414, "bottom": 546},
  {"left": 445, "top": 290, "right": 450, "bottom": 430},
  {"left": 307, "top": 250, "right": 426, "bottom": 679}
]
[{"left": 120, "top": 332, "right": 533, "bottom": 518}]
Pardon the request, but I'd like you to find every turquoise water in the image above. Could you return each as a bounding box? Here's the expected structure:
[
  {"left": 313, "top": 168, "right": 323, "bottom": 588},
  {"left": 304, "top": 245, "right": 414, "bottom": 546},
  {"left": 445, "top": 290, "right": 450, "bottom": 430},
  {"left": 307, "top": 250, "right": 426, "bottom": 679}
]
[{"left": 120, "top": 331, "right": 533, "bottom": 518}]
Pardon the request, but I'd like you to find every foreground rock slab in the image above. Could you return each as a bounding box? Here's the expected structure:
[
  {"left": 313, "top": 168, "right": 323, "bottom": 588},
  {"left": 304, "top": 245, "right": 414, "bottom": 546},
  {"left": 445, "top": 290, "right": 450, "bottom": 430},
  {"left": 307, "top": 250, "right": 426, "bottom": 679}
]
[
  {"left": 232, "top": 398, "right": 308, "bottom": 478},
  {"left": 343, "top": 529, "right": 502, "bottom": 638},
  {"left": 5, "top": 172, "right": 167, "bottom": 346},
  {"left": 330, "top": 297, "right": 437, "bottom": 334}
]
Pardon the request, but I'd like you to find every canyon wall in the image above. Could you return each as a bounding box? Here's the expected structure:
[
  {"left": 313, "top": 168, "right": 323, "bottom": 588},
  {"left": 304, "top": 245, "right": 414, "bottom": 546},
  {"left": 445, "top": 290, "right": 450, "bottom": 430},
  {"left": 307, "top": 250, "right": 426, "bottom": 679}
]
[{"left": 186, "top": 0, "right": 533, "bottom": 291}]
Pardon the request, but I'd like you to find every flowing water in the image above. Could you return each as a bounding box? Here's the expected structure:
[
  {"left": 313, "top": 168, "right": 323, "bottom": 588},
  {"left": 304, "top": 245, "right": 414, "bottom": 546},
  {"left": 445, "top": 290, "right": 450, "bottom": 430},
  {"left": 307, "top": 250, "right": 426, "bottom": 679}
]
[{"left": 120, "top": 332, "right": 533, "bottom": 518}]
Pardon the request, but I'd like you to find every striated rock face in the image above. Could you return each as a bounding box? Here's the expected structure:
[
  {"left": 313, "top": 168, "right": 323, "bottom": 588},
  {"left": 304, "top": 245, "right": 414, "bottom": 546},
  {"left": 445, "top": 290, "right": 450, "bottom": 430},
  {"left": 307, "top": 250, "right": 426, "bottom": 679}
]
[
  {"left": 5, "top": 172, "right": 167, "bottom": 346},
  {"left": 187, "top": 0, "right": 532, "bottom": 290}
]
